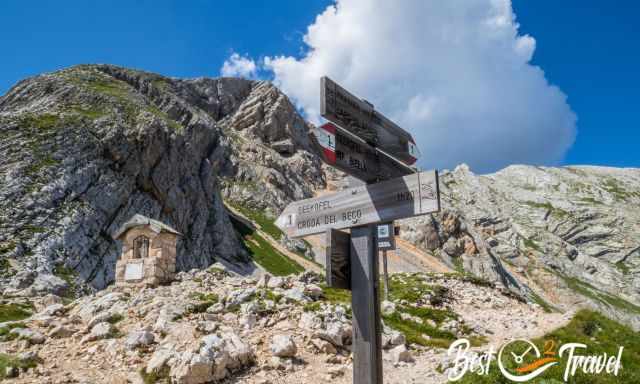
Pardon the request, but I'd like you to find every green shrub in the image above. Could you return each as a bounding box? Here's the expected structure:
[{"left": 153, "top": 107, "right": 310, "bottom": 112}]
[
  {"left": 0, "top": 302, "right": 32, "bottom": 323},
  {"left": 139, "top": 365, "right": 171, "bottom": 384},
  {"left": 0, "top": 353, "right": 38, "bottom": 379}
]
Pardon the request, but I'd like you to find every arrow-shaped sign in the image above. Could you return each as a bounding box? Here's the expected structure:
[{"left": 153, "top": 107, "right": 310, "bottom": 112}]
[
  {"left": 313, "top": 122, "right": 415, "bottom": 183},
  {"left": 321, "top": 76, "right": 421, "bottom": 165},
  {"left": 275, "top": 170, "right": 440, "bottom": 238}
]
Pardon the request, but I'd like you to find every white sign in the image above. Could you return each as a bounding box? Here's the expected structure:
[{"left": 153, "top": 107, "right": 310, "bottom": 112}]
[
  {"left": 377, "top": 225, "right": 390, "bottom": 238},
  {"left": 276, "top": 170, "right": 440, "bottom": 238},
  {"left": 124, "top": 263, "right": 144, "bottom": 281}
]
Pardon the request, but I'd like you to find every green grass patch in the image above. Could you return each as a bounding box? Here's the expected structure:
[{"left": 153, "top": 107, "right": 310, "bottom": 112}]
[
  {"left": 529, "top": 290, "right": 556, "bottom": 313},
  {"left": 452, "top": 257, "right": 465, "bottom": 273},
  {"left": 53, "top": 264, "right": 78, "bottom": 299},
  {"left": 187, "top": 292, "right": 219, "bottom": 314},
  {"left": 0, "top": 322, "right": 26, "bottom": 341},
  {"left": 457, "top": 310, "right": 640, "bottom": 383},
  {"left": 0, "top": 353, "right": 38, "bottom": 379},
  {"left": 388, "top": 273, "right": 432, "bottom": 303},
  {"left": 303, "top": 302, "right": 322, "bottom": 312},
  {"left": 0, "top": 242, "right": 16, "bottom": 255},
  {"left": 230, "top": 215, "right": 303, "bottom": 276},
  {"left": 146, "top": 104, "right": 182, "bottom": 131},
  {"left": 0, "top": 258, "right": 11, "bottom": 277},
  {"left": 70, "top": 106, "right": 108, "bottom": 120},
  {"left": 523, "top": 200, "right": 570, "bottom": 219},
  {"left": 615, "top": 261, "right": 631, "bottom": 275},
  {"left": 383, "top": 310, "right": 457, "bottom": 349},
  {"left": 24, "top": 155, "right": 60, "bottom": 176},
  {"left": 602, "top": 178, "right": 631, "bottom": 201},
  {"left": 523, "top": 237, "right": 543, "bottom": 253},
  {"left": 261, "top": 289, "right": 283, "bottom": 304},
  {"left": 579, "top": 196, "right": 604, "bottom": 205},
  {"left": 321, "top": 286, "right": 352, "bottom": 304},
  {"left": 561, "top": 275, "right": 640, "bottom": 314},
  {"left": 18, "top": 113, "right": 61, "bottom": 130},
  {"left": 0, "top": 302, "right": 33, "bottom": 323},
  {"left": 226, "top": 201, "right": 284, "bottom": 240},
  {"left": 139, "top": 365, "right": 171, "bottom": 384},
  {"left": 21, "top": 225, "right": 45, "bottom": 235},
  {"left": 85, "top": 78, "right": 131, "bottom": 99},
  {"left": 106, "top": 313, "right": 124, "bottom": 324}
]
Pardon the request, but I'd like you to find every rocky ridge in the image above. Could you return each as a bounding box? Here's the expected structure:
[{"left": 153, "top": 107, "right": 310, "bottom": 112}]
[{"left": 399, "top": 164, "right": 640, "bottom": 329}]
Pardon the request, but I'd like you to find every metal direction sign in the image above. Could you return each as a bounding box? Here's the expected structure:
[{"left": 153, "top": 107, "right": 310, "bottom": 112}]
[
  {"left": 320, "top": 76, "right": 421, "bottom": 165},
  {"left": 376, "top": 222, "right": 396, "bottom": 251},
  {"left": 275, "top": 170, "right": 440, "bottom": 238},
  {"left": 313, "top": 122, "right": 415, "bottom": 183}
]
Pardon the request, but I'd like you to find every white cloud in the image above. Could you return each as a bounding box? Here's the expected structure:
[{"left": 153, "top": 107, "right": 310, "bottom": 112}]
[
  {"left": 221, "top": 53, "right": 258, "bottom": 79},
  {"left": 262, "top": 0, "right": 577, "bottom": 173}
]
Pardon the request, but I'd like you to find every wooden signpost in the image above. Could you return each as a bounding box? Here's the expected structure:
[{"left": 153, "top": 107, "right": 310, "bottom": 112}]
[
  {"left": 275, "top": 170, "right": 439, "bottom": 238},
  {"left": 312, "top": 122, "right": 415, "bottom": 183},
  {"left": 326, "top": 228, "right": 351, "bottom": 290},
  {"left": 276, "top": 77, "right": 440, "bottom": 384},
  {"left": 321, "top": 76, "right": 421, "bottom": 165}
]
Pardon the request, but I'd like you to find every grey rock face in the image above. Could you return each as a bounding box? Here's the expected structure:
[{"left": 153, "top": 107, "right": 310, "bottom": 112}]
[
  {"left": 0, "top": 64, "right": 323, "bottom": 292},
  {"left": 400, "top": 164, "right": 640, "bottom": 328},
  {"left": 216, "top": 80, "right": 325, "bottom": 219}
]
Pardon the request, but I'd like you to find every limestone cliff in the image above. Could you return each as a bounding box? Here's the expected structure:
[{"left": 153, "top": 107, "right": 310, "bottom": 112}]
[
  {"left": 399, "top": 164, "right": 640, "bottom": 328},
  {"left": 0, "top": 64, "right": 321, "bottom": 293}
]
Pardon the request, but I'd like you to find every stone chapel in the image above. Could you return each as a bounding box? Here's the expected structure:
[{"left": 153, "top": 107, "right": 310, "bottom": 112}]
[{"left": 112, "top": 214, "right": 180, "bottom": 287}]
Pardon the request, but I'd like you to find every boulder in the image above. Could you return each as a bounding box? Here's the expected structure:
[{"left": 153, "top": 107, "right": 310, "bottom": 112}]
[
  {"left": 40, "top": 303, "right": 65, "bottom": 317},
  {"left": 266, "top": 276, "right": 285, "bottom": 289},
  {"left": 303, "top": 284, "right": 323, "bottom": 299},
  {"left": 390, "top": 344, "right": 413, "bottom": 364},
  {"left": 30, "top": 273, "right": 69, "bottom": 296},
  {"left": 381, "top": 300, "right": 396, "bottom": 315},
  {"left": 48, "top": 325, "right": 75, "bottom": 339},
  {"left": 146, "top": 348, "right": 174, "bottom": 374},
  {"left": 314, "top": 321, "right": 345, "bottom": 347},
  {"left": 9, "top": 328, "right": 46, "bottom": 344},
  {"left": 310, "top": 338, "right": 337, "bottom": 354},
  {"left": 270, "top": 334, "right": 297, "bottom": 358},
  {"left": 81, "top": 322, "right": 114, "bottom": 343},
  {"left": 125, "top": 329, "right": 155, "bottom": 350}
]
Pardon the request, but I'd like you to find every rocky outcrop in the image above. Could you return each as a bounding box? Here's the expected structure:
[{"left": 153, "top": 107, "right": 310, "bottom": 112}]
[
  {"left": 216, "top": 80, "right": 325, "bottom": 215},
  {"left": 0, "top": 64, "right": 322, "bottom": 293},
  {"left": 400, "top": 164, "right": 640, "bottom": 328}
]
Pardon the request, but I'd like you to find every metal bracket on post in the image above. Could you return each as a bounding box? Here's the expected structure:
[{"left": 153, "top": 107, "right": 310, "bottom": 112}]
[{"left": 350, "top": 224, "right": 383, "bottom": 384}]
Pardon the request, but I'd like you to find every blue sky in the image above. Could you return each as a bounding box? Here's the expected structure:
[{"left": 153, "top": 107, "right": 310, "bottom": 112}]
[{"left": 1, "top": 0, "right": 637, "bottom": 170}]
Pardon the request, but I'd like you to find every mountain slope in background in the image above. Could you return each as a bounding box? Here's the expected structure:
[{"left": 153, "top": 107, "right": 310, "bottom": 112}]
[
  {"left": 1, "top": 65, "right": 639, "bottom": 331},
  {"left": 0, "top": 65, "right": 322, "bottom": 294},
  {"left": 400, "top": 164, "right": 640, "bottom": 328}
]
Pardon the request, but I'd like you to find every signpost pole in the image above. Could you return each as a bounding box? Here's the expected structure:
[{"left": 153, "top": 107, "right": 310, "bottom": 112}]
[
  {"left": 382, "top": 250, "right": 389, "bottom": 302},
  {"left": 350, "top": 224, "right": 383, "bottom": 384}
]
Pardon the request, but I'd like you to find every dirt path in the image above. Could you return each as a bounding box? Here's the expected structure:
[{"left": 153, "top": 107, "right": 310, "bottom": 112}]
[{"left": 393, "top": 238, "right": 453, "bottom": 273}]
